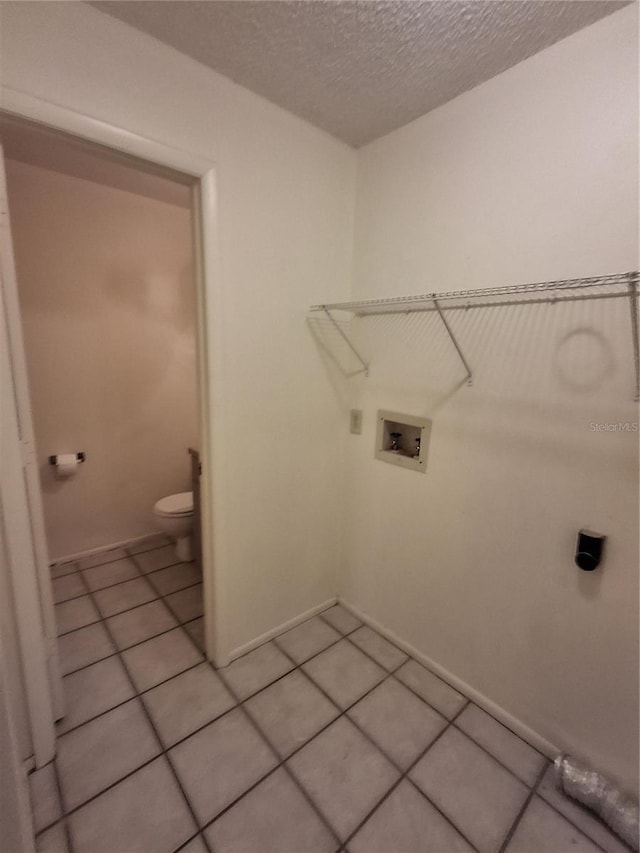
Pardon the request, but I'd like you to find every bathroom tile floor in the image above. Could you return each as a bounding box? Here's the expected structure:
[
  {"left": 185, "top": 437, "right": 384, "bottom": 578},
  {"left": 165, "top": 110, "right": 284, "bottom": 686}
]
[{"left": 32, "top": 538, "right": 630, "bottom": 853}]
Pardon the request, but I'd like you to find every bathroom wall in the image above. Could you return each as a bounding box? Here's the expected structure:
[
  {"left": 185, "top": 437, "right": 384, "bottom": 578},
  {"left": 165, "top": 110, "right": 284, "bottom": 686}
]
[
  {"left": 1, "top": 1, "right": 356, "bottom": 657},
  {"left": 6, "top": 158, "right": 197, "bottom": 560},
  {"left": 346, "top": 5, "right": 639, "bottom": 794}
]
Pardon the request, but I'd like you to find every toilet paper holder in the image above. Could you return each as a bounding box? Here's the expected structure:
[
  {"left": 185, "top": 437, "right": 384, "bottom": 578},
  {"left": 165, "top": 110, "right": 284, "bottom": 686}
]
[{"left": 48, "top": 452, "right": 86, "bottom": 465}]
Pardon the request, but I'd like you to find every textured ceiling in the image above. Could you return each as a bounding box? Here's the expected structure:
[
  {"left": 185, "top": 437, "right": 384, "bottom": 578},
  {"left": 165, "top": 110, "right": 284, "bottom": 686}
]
[{"left": 91, "top": 1, "right": 628, "bottom": 147}]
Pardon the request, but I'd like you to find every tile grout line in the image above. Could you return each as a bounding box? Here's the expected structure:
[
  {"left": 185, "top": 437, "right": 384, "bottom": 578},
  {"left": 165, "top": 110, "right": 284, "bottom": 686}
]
[
  {"left": 54, "top": 616, "right": 562, "bottom": 853},
  {"left": 54, "top": 574, "right": 100, "bottom": 853},
  {"left": 55, "top": 657, "right": 207, "bottom": 737},
  {"left": 76, "top": 569, "right": 214, "bottom": 853},
  {"left": 515, "top": 783, "right": 615, "bottom": 853},
  {"left": 331, "top": 631, "right": 614, "bottom": 852},
  {"left": 57, "top": 595, "right": 544, "bottom": 808},
  {"left": 269, "top": 611, "right": 466, "bottom": 733},
  {"left": 317, "top": 607, "right": 414, "bottom": 664},
  {"left": 200, "top": 614, "right": 479, "bottom": 848},
  {"left": 447, "top": 717, "right": 547, "bottom": 791},
  {"left": 173, "top": 830, "right": 210, "bottom": 852},
  {"left": 52, "top": 545, "right": 189, "bottom": 606},
  {"left": 216, "top": 604, "right": 380, "bottom": 670},
  {"left": 243, "top": 625, "right": 480, "bottom": 849},
  {"left": 239, "top": 708, "right": 343, "bottom": 853},
  {"left": 38, "top": 756, "right": 75, "bottom": 853},
  {"left": 307, "top": 639, "right": 611, "bottom": 853},
  {"left": 456, "top": 704, "right": 549, "bottom": 763},
  {"left": 56, "top": 578, "right": 206, "bottom": 736},
  {"left": 446, "top": 693, "right": 548, "bottom": 763},
  {"left": 60, "top": 602, "right": 484, "bottom": 781},
  {"left": 128, "top": 549, "right": 190, "bottom": 578},
  {"left": 129, "top": 550, "right": 204, "bottom": 630},
  {"left": 157, "top": 584, "right": 204, "bottom": 632},
  {"left": 60, "top": 612, "right": 205, "bottom": 679},
  {"left": 330, "top": 607, "right": 549, "bottom": 765},
  {"left": 324, "top": 646, "right": 562, "bottom": 847},
  {"left": 56, "top": 591, "right": 181, "bottom": 640},
  {"left": 55, "top": 762, "right": 75, "bottom": 853},
  {"left": 57, "top": 582, "right": 202, "bottom": 641},
  {"left": 380, "top": 664, "right": 548, "bottom": 792},
  {"left": 268, "top": 615, "right": 396, "bottom": 682},
  {"left": 208, "top": 667, "right": 343, "bottom": 850},
  {"left": 58, "top": 622, "right": 201, "bottom": 689},
  {"left": 50, "top": 745, "right": 204, "bottom": 826},
  {"left": 353, "top": 700, "right": 482, "bottom": 851},
  {"left": 497, "top": 762, "right": 547, "bottom": 853},
  {"left": 51, "top": 562, "right": 620, "bottom": 853},
  {"left": 51, "top": 558, "right": 188, "bottom": 609},
  {"left": 54, "top": 564, "right": 466, "bottom": 842},
  {"left": 56, "top": 644, "right": 462, "bottom": 853},
  {"left": 45, "top": 652, "right": 392, "bottom": 853},
  {"left": 85, "top": 559, "right": 195, "bottom": 596},
  {"left": 205, "top": 633, "right": 394, "bottom": 844},
  {"left": 58, "top": 594, "right": 162, "bottom": 634},
  {"left": 342, "top": 699, "right": 481, "bottom": 852},
  {"left": 63, "top": 670, "right": 235, "bottom": 757},
  {"left": 195, "top": 762, "right": 298, "bottom": 843},
  {"left": 227, "top": 620, "right": 548, "bottom": 852},
  {"left": 144, "top": 571, "right": 202, "bottom": 600}
]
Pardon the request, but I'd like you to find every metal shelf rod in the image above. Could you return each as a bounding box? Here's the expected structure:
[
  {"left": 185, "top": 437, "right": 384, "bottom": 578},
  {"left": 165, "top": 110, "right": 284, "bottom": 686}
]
[
  {"left": 311, "top": 271, "right": 637, "bottom": 315},
  {"left": 433, "top": 298, "right": 473, "bottom": 385},
  {"left": 318, "top": 290, "right": 629, "bottom": 317},
  {"left": 628, "top": 279, "right": 639, "bottom": 402},
  {"left": 322, "top": 307, "right": 369, "bottom": 377},
  {"left": 309, "top": 271, "right": 639, "bottom": 400}
]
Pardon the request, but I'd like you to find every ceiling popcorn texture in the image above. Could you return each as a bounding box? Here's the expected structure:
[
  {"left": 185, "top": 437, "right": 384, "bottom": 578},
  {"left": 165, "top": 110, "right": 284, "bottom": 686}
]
[{"left": 91, "top": 1, "right": 629, "bottom": 147}]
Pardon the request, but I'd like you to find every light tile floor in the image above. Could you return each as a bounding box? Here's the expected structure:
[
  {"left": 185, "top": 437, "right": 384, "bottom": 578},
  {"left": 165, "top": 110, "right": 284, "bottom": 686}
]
[{"left": 30, "top": 538, "right": 631, "bottom": 853}]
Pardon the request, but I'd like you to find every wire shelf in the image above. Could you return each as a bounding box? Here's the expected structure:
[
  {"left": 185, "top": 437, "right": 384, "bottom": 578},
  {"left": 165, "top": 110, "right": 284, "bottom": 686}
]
[
  {"left": 309, "top": 271, "right": 640, "bottom": 399},
  {"left": 311, "top": 272, "right": 638, "bottom": 315}
]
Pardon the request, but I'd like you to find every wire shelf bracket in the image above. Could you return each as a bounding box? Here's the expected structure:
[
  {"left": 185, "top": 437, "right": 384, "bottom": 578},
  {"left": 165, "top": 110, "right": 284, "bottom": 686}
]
[
  {"left": 311, "top": 271, "right": 640, "bottom": 400},
  {"left": 628, "top": 277, "right": 639, "bottom": 402},
  {"left": 433, "top": 297, "right": 473, "bottom": 385},
  {"left": 322, "top": 307, "right": 369, "bottom": 377}
]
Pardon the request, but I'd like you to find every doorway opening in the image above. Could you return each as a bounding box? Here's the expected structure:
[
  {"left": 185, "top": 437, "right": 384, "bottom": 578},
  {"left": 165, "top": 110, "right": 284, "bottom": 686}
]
[{"left": 0, "top": 110, "right": 222, "bottom": 775}]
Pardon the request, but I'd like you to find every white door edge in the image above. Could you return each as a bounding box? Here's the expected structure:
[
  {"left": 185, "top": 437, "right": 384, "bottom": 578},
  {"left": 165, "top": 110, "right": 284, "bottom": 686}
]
[{"left": 0, "top": 148, "right": 56, "bottom": 763}]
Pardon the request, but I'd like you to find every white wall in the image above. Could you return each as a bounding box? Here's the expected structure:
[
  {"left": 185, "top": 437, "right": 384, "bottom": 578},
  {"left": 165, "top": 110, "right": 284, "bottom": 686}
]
[
  {"left": 346, "top": 5, "right": 639, "bottom": 794},
  {"left": 6, "top": 158, "right": 197, "bottom": 559},
  {"left": 0, "top": 1, "right": 356, "bottom": 656}
]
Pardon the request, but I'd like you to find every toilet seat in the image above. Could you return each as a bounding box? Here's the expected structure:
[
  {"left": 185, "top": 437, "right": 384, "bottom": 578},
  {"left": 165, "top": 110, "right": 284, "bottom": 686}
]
[{"left": 154, "top": 491, "right": 193, "bottom": 518}]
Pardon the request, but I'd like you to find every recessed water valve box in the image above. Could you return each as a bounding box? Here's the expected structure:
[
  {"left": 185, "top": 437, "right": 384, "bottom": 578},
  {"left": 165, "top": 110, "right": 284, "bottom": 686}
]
[{"left": 375, "top": 410, "right": 431, "bottom": 473}]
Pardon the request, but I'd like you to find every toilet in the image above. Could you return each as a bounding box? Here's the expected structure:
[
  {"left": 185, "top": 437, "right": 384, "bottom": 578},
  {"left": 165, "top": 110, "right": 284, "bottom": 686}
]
[{"left": 153, "top": 491, "right": 194, "bottom": 562}]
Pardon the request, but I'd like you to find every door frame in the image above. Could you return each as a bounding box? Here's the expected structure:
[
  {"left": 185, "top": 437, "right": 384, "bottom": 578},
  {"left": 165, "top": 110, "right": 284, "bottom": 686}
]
[{"left": 0, "top": 89, "right": 231, "bottom": 763}]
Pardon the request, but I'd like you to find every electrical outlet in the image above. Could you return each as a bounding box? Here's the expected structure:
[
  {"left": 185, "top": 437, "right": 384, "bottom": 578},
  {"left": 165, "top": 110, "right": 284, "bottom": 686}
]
[{"left": 350, "top": 409, "right": 363, "bottom": 435}]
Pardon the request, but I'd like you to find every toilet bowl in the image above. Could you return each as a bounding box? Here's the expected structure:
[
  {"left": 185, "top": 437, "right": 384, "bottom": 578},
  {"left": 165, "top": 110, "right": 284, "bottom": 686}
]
[{"left": 153, "top": 491, "right": 194, "bottom": 562}]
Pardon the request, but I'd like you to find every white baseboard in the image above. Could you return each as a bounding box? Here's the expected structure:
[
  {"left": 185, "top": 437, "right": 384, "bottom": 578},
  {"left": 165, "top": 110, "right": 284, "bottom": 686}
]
[
  {"left": 339, "top": 597, "right": 560, "bottom": 760},
  {"left": 227, "top": 597, "right": 337, "bottom": 662},
  {"left": 53, "top": 532, "right": 166, "bottom": 565}
]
